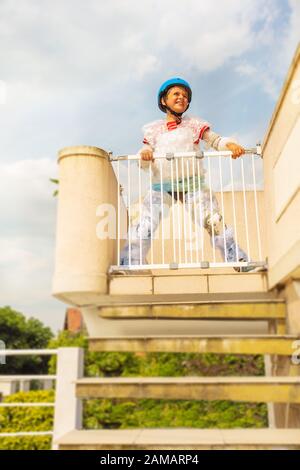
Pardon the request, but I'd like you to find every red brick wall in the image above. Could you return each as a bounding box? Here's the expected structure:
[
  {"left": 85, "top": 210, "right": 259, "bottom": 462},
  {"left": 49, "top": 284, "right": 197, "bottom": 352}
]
[{"left": 64, "top": 308, "right": 83, "bottom": 333}]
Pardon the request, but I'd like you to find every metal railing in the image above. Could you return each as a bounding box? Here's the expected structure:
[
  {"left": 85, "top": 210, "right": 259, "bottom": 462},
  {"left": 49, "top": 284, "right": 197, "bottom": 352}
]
[
  {"left": 0, "top": 349, "right": 57, "bottom": 440},
  {"left": 109, "top": 145, "right": 266, "bottom": 272},
  {"left": 0, "top": 347, "right": 83, "bottom": 450}
]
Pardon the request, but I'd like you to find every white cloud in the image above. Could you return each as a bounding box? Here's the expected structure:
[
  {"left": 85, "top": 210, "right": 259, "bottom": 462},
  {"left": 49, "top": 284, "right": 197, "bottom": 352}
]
[
  {"left": 0, "top": 158, "right": 57, "bottom": 237},
  {"left": 157, "top": 0, "right": 266, "bottom": 72},
  {"left": 0, "top": 239, "right": 48, "bottom": 272},
  {"left": 0, "top": 158, "right": 62, "bottom": 330},
  {"left": 0, "top": 0, "right": 297, "bottom": 332},
  {"left": 0, "top": 235, "right": 64, "bottom": 332},
  {"left": 0, "top": 0, "right": 281, "bottom": 87},
  {"left": 235, "top": 61, "right": 279, "bottom": 99},
  {"left": 234, "top": 1, "right": 300, "bottom": 98},
  {"left": 285, "top": 0, "right": 300, "bottom": 62}
]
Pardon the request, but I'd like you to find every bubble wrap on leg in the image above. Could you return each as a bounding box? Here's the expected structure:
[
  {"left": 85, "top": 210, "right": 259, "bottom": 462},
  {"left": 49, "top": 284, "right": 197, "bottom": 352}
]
[
  {"left": 120, "top": 190, "right": 171, "bottom": 265},
  {"left": 186, "top": 187, "right": 248, "bottom": 262}
]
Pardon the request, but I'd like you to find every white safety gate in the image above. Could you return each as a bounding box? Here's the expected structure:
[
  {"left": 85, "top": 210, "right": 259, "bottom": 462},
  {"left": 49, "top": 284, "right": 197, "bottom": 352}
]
[{"left": 109, "top": 145, "right": 266, "bottom": 272}]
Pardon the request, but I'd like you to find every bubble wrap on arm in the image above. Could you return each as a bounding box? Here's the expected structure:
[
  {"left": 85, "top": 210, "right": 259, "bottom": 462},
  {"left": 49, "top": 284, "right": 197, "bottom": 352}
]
[
  {"left": 202, "top": 129, "right": 237, "bottom": 151},
  {"left": 138, "top": 120, "right": 164, "bottom": 170}
]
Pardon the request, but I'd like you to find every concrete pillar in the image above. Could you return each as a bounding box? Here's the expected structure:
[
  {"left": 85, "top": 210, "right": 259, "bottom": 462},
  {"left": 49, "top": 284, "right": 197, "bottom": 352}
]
[
  {"left": 267, "top": 280, "right": 300, "bottom": 428},
  {"left": 52, "top": 347, "right": 84, "bottom": 449},
  {"left": 285, "top": 280, "right": 300, "bottom": 335},
  {"left": 52, "top": 146, "right": 118, "bottom": 304}
]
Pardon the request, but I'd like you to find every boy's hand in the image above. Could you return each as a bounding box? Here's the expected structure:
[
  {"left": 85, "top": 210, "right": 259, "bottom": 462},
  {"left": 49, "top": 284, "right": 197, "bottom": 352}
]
[
  {"left": 226, "top": 142, "right": 245, "bottom": 159},
  {"left": 140, "top": 148, "right": 154, "bottom": 161}
]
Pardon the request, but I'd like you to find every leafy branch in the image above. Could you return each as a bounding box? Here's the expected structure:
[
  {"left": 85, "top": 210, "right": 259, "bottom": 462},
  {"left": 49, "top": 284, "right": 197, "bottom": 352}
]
[{"left": 49, "top": 178, "right": 59, "bottom": 197}]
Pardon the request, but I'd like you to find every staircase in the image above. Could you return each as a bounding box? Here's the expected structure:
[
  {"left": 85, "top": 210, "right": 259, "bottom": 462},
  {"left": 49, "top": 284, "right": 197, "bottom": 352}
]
[
  {"left": 55, "top": 284, "right": 300, "bottom": 450},
  {"left": 52, "top": 47, "right": 300, "bottom": 450}
]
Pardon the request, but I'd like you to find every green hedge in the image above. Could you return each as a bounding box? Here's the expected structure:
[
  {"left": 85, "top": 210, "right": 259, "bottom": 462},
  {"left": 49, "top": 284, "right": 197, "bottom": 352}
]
[
  {"left": 0, "top": 390, "right": 54, "bottom": 450},
  {"left": 84, "top": 399, "right": 267, "bottom": 430},
  {"left": 48, "top": 332, "right": 266, "bottom": 378},
  {"left": 0, "top": 332, "right": 268, "bottom": 449},
  {"left": 0, "top": 391, "right": 267, "bottom": 450}
]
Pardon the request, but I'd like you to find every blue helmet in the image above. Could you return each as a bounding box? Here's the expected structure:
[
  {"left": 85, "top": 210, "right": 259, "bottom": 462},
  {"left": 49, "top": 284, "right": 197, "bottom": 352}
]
[{"left": 158, "top": 77, "right": 192, "bottom": 113}]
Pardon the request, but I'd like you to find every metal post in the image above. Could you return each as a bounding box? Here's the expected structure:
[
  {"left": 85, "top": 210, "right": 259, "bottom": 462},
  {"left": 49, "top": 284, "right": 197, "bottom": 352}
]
[
  {"left": 175, "top": 158, "right": 182, "bottom": 264},
  {"left": 208, "top": 156, "right": 216, "bottom": 263},
  {"left": 241, "top": 156, "right": 251, "bottom": 262},
  {"left": 197, "top": 159, "right": 204, "bottom": 262},
  {"left": 117, "top": 160, "right": 120, "bottom": 266},
  {"left": 229, "top": 157, "right": 239, "bottom": 262},
  {"left": 252, "top": 154, "right": 263, "bottom": 261},
  {"left": 218, "top": 155, "right": 227, "bottom": 263},
  {"left": 159, "top": 159, "right": 165, "bottom": 264},
  {"left": 181, "top": 157, "right": 187, "bottom": 263},
  {"left": 127, "top": 160, "right": 131, "bottom": 266},
  {"left": 138, "top": 159, "right": 142, "bottom": 265}
]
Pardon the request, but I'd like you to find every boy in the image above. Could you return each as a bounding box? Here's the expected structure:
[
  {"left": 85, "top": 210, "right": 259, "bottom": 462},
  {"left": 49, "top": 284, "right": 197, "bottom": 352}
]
[{"left": 120, "top": 77, "right": 257, "bottom": 272}]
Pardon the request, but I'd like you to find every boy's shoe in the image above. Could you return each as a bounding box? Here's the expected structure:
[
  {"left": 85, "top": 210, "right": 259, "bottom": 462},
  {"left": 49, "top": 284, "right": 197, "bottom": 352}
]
[
  {"left": 112, "top": 267, "right": 152, "bottom": 276},
  {"left": 116, "top": 256, "right": 152, "bottom": 275},
  {"left": 233, "top": 264, "right": 267, "bottom": 273}
]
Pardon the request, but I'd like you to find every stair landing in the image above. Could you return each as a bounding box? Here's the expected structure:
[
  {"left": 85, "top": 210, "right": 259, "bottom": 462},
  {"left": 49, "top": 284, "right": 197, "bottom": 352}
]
[{"left": 56, "top": 428, "right": 300, "bottom": 450}]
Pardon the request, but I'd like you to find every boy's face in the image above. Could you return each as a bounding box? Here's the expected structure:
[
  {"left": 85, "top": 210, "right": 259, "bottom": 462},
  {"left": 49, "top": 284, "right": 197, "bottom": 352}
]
[{"left": 161, "top": 86, "right": 189, "bottom": 114}]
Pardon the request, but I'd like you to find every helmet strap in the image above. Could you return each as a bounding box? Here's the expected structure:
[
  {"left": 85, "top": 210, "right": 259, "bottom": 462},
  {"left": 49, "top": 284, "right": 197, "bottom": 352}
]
[{"left": 164, "top": 102, "right": 190, "bottom": 124}]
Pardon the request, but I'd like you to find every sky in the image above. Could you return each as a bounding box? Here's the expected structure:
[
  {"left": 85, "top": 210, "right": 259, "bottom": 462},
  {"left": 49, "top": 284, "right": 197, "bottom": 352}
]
[{"left": 0, "top": 0, "right": 299, "bottom": 332}]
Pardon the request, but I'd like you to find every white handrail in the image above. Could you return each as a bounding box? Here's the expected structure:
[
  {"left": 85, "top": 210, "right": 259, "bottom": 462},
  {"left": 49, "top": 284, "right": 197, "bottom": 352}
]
[
  {"left": 0, "top": 403, "right": 54, "bottom": 407},
  {"left": 0, "top": 375, "right": 56, "bottom": 381},
  {"left": 0, "top": 431, "right": 53, "bottom": 437},
  {"left": 0, "top": 347, "right": 83, "bottom": 449},
  {"left": 0, "top": 349, "right": 57, "bottom": 443},
  {"left": 1, "top": 349, "right": 57, "bottom": 356},
  {"left": 109, "top": 145, "right": 262, "bottom": 161}
]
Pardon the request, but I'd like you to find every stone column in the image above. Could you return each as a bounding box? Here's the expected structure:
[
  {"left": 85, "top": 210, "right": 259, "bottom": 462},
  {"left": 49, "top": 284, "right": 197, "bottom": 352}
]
[{"left": 52, "top": 146, "right": 118, "bottom": 304}]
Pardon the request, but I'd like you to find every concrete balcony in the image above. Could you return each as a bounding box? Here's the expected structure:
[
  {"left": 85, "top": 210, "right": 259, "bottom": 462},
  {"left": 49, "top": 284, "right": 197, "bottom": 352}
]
[{"left": 52, "top": 151, "right": 267, "bottom": 302}]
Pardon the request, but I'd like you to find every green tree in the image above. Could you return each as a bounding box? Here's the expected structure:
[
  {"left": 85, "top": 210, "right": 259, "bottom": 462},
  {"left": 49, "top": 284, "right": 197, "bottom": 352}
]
[
  {"left": 0, "top": 306, "right": 53, "bottom": 374},
  {"left": 47, "top": 331, "right": 267, "bottom": 434}
]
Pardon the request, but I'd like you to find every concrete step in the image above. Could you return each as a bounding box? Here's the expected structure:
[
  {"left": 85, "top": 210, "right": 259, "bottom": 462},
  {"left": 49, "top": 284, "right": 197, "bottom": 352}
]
[
  {"left": 109, "top": 271, "right": 268, "bottom": 296},
  {"left": 89, "top": 334, "right": 299, "bottom": 355},
  {"left": 54, "top": 274, "right": 270, "bottom": 308},
  {"left": 98, "top": 295, "right": 286, "bottom": 321},
  {"left": 56, "top": 428, "right": 300, "bottom": 450},
  {"left": 97, "top": 291, "right": 280, "bottom": 306},
  {"left": 76, "top": 376, "right": 300, "bottom": 403}
]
